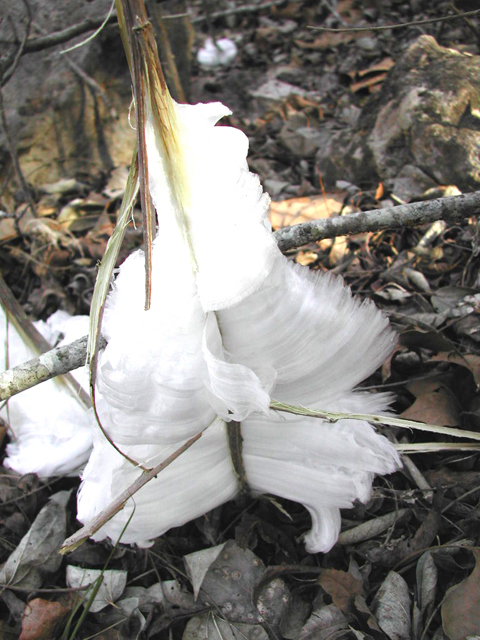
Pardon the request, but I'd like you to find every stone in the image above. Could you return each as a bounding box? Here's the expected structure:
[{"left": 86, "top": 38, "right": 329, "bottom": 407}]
[
  {"left": 263, "top": 178, "right": 289, "bottom": 197},
  {"left": 250, "top": 79, "right": 310, "bottom": 106},
  {"left": 392, "top": 165, "right": 437, "bottom": 203},
  {"left": 279, "top": 113, "right": 331, "bottom": 158},
  {"left": 317, "top": 36, "right": 480, "bottom": 191}
]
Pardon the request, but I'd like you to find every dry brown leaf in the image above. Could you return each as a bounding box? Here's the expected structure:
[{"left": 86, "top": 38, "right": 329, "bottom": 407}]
[
  {"left": 294, "top": 32, "right": 356, "bottom": 50},
  {"left": 401, "top": 380, "right": 461, "bottom": 427},
  {"left": 0, "top": 210, "right": 35, "bottom": 243},
  {"left": 269, "top": 192, "right": 345, "bottom": 229},
  {"left": 375, "top": 182, "right": 384, "bottom": 200},
  {"left": 433, "top": 352, "right": 480, "bottom": 388},
  {"left": 329, "top": 236, "right": 349, "bottom": 266},
  {"left": 356, "top": 58, "right": 395, "bottom": 77},
  {"left": 318, "top": 569, "right": 363, "bottom": 614},
  {"left": 373, "top": 571, "right": 411, "bottom": 640},
  {"left": 442, "top": 549, "right": 480, "bottom": 640},
  {"left": 350, "top": 73, "right": 388, "bottom": 93},
  {"left": 296, "top": 251, "right": 318, "bottom": 266},
  {"left": 20, "top": 598, "right": 71, "bottom": 640}
]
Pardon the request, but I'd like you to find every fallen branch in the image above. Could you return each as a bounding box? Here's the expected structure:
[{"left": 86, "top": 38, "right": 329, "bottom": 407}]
[
  {"left": 273, "top": 190, "right": 480, "bottom": 251},
  {"left": 22, "top": 15, "right": 118, "bottom": 53},
  {"left": 0, "top": 335, "right": 106, "bottom": 403},
  {"left": 1, "top": 192, "right": 479, "bottom": 401}
]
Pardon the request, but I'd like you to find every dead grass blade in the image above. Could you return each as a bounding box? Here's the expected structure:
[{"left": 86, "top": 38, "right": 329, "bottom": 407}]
[
  {"left": 270, "top": 399, "right": 480, "bottom": 442},
  {"left": 87, "top": 150, "right": 139, "bottom": 389}
]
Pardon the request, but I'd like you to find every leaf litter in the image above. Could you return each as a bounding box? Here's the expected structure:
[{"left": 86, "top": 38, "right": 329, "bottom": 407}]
[{"left": 1, "top": 0, "right": 480, "bottom": 639}]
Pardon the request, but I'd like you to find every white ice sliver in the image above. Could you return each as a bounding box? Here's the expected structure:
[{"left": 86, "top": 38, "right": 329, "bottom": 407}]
[
  {"left": 1, "top": 309, "right": 92, "bottom": 477},
  {"left": 76, "top": 100, "right": 401, "bottom": 553},
  {"left": 197, "top": 37, "right": 238, "bottom": 69}
]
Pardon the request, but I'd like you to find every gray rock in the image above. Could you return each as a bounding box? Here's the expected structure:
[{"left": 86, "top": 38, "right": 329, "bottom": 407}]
[
  {"left": 317, "top": 36, "right": 480, "bottom": 190},
  {"left": 250, "top": 79, "right": 310, "bottom": 105},
  {"left": 392, "top": 165, "right": 437, "bottom": 203},
  {"left": 356, "top": 36, "right": 377, "bottom": 52},
  {"left": 279, "top": 113, "right": 333, "bottom": 158},
  {"left": 264, "top": 178, "right": 289, "bottom": 197}
]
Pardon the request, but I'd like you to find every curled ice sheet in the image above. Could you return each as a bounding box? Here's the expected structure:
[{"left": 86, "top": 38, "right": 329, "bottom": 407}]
[
  {"left": 1, "top": 309, "right": 92, "bottom": 477},
  {"left": 77, "top": 418, "right": 238, "bottom": 544}
]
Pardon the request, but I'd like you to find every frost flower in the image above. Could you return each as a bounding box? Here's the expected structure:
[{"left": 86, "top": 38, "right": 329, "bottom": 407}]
[
  {"left": 1, "top": 310, "right": 91, "bottom": 477},
  {"left": 77, "top": 101, "right": 401, "bottom": 553}
]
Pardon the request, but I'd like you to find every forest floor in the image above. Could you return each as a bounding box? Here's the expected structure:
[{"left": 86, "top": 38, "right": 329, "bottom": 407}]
[{"left": 1, "top": 1, "right": 480, "bottom": 639}]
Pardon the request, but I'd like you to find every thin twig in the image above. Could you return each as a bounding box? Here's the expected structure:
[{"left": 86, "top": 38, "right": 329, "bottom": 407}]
[
  {"left": 21, "top": 15, "right": 118, "bottom": 54},
  {"left": 273, "top": 191, "right": 480, "bottom": 251},
  {"left": 1, "top": 0, "right": 32, "bottom": 87},
  {"left": 0, "top": 335, "right": 101, "bottom": 403},
  {"left": 450, "top": 2, "right": 480, "bottom": 39},
  {"left": 0, "top": 90, "right": 37, "bottom": 217},
  {"left": 64, "top": 56, "right": 117, "bottom": 117},
  {"left": 60, "top": 429, "right": 204, "bottom": 553},
  {"left": 320, "top": 0, "right": 348, "bottom": 27},
  {"left": 308, "top": 8, "right": 480, "bottom": 32},
  {"left": 192, "top": 0, "right": 287, "bottom": 24},
  {"left": 150, "top": 8, "right": 186, "bottom": 103}
]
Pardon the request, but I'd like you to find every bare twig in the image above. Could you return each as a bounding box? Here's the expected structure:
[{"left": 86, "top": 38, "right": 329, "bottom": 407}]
[
  {"left": 64, "top": 56, "right": 117, "bottom": 117},
  {"left": 0, "top": 335, "right": 102, "bottom": 403},
  {"left": 0, "top": 90, "right": 37, "bottom": 217},
  {"left": 60, "top": 429, "right": 204, "bottom": 553},
  {"left": 1, "top": 0, "right": 32, "bottom": 86},
  {"left": 308, "top": 8, "right": 480, "bottom": 32},
  {"left": 149, "top": 8, "right": 186, "bottom": 103},
  {"left": 450, "top": 2, "right": 480, "bottom": 39},
  {"left": 192, "top": 0, "right": 287, "bottom": 24},
  {"left": 274, "top": 191, "right": 480, "bottom": 252},
  {"left": 21, "top": 15, "right": 118, "bottom": 54},
  {"left": 320, "top": 0, "right": 348, "bottom": 27}
]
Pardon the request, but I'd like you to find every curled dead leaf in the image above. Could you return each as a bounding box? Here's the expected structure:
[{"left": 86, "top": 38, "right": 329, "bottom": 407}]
[
  {"left": 318, "top": 568, "right": 363, "bottom": 614},
  {"left": 20, "top": 598, "right": 71, "bottom": 640},
  {"left": 401, "top": 380, "right": 461, "bottom": 427},
  {"left": 442, "top": 549, "right": 480, "bottom": 640},
  {"left": 433, "top": 352, "right": 480, "bottom": 388},
  {"left": 268, "top": 192, "right": 345, "bottom": 229}
]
